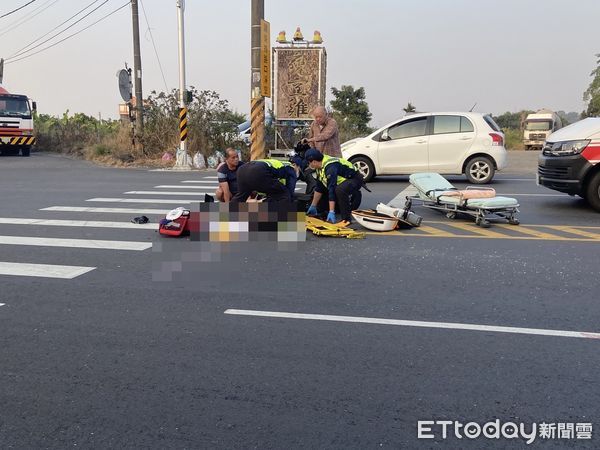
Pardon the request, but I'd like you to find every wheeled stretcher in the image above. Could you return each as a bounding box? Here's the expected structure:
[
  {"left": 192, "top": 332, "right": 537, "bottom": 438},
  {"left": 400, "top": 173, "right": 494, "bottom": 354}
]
[{"left": 408, "top": 173, "right": 520, "bottom": 227}]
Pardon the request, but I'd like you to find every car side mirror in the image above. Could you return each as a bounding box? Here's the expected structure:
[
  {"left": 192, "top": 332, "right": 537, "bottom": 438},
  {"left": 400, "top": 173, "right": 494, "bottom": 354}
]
[
  {"left": 381, "top": 129, "right": 390, "bottom": 141},
  {"left": 31, "top": 101, "right": 37, "bottom": 112}
]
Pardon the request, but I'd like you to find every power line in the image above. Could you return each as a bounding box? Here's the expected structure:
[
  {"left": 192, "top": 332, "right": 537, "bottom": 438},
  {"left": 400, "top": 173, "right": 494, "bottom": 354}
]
[
  {"left": 0, "top": 0, "right": 38, "bottom": 19},
  {"left": 140, "top": 0, "right": 169, "bottom": 92},
  {"left": 7, "top": 0, "right": 106, "bottom": 60},
  {"left": 5, "top": 2, "right": 130, "bottom": 65},
  {"left": 0, "top": 0, "right": 60, "bottom": 39}
]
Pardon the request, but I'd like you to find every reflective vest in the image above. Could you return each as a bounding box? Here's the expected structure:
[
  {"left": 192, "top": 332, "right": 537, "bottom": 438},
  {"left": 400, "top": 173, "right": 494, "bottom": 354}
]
[
  {"left": 257, "top": 159, "right": 292, "bottom": 185},
  {"left": 317, "top": 155, "right": 355, "bottom": 186}
]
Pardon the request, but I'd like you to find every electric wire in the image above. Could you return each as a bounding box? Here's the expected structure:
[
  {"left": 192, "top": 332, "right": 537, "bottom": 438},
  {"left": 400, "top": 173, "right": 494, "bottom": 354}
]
[
  {"left": 140, "top": 0, "right": 169, "bottom": 92},
  {"left": 0, "top": 0, "right": 61, "bottom": 39},
  {"left": 7, "top": 0, "right": 107, "bottom": 60},
  {"left": 5, "top": 1, "right": 129, "bottom": 65},
  {"left": 0, "top": 0, "right": 38, "bottom": 20}
]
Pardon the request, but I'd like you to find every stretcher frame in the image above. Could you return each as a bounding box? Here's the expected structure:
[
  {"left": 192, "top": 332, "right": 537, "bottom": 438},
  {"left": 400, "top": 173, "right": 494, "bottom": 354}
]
[{"left": 407, "top": 190, "right": 520, "bottom": 228}]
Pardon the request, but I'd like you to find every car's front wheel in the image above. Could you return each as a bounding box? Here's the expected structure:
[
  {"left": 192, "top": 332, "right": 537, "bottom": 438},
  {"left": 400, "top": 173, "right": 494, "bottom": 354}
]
[
  {"left": 585, "top": 171, "right": 600, "bottom": 212},
  {"left": 465, "top": 156, "right": 495, "bottom": 184},
  {"left": 350, "top": 156, "right": 375, "bottom": 182}
]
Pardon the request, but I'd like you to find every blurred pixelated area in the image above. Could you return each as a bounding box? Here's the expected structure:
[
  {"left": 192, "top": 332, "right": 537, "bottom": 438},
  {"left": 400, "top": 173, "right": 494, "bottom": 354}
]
[{"left": 152, "top": 202, "right": 306, "bottom": 282}]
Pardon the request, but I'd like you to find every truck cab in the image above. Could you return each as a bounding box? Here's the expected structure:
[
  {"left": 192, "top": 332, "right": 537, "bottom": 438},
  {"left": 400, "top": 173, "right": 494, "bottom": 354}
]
[
  {"left": 0, "top": 88, "right": 36, "bottom": 157},
  {"left": 523, "top": 110, "right": 562, "bottom": 151}
]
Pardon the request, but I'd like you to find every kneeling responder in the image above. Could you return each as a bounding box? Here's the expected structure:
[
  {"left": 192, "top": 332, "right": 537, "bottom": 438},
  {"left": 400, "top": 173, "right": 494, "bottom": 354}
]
[
  {"left": 304, "top": 149, "right": 363, "bottom": 224},
  {"left": 232, "top": 159, "right": 300, "bottom": 203}
]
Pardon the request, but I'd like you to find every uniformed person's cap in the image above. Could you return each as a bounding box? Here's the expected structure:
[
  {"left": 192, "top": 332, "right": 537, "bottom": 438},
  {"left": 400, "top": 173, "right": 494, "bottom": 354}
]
[{"left": 305, "top": 149, "right": 324, "bottom": 162}]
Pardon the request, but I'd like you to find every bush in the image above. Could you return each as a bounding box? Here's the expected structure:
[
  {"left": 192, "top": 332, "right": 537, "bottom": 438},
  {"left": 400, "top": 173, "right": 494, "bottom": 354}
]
[{"left": 503, "top": 128, "right": 523, "bottom": 150}]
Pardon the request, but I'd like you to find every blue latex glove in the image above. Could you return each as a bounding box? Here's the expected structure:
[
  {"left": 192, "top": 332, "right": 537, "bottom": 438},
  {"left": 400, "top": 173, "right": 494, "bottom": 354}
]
[
  {"left": 326, "top": 211, "right": 337, "bottom": 223},
  {"left": 307, "top": 205, "right": 318, "bottom": 216}
]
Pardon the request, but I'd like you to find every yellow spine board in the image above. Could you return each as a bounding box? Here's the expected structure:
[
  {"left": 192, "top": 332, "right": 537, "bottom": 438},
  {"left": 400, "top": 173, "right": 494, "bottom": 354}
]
[{"left": 306, "top": 217, "right": 365, "bottom": 239}]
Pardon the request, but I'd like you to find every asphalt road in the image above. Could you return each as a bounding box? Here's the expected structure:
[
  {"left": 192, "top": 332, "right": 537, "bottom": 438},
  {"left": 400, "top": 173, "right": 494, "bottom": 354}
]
[{"left": 0, "top": 152, "right": 599, "bottom": 449}]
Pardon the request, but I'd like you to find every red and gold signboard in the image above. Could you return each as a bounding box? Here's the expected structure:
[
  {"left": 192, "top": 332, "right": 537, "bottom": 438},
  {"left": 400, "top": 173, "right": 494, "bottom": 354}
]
[{"left": 273, "top": 47, "right": 327, "bottom": 120}]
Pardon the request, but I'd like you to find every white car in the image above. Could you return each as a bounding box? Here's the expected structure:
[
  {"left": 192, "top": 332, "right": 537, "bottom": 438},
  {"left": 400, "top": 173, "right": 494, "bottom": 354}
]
[{"left": 342, "top": 112, "right": 507, "bottom": 184}]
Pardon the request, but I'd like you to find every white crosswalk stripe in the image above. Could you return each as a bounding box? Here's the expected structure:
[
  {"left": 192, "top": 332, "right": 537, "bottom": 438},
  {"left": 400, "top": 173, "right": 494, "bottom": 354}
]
[
  {"left": 87, "top": 198, "right": 214, "bottom": 204},
  {"left": 42, "top": 206, "right": 171, "bottom": 214},
  {"left": 155, "top": 185, "right": 216, "bottom": 189},
  {"left": 0, "top": 235, "right": 151, "bottom": 251},
  {"left": 0, "top": 262, "right": 95, "bottom": 279},
  {"left": 0, "top": 218, "right": 156, "bottom": 229},
  {"left": 125, "top": 191, "right": 211, "bottom": 196}
]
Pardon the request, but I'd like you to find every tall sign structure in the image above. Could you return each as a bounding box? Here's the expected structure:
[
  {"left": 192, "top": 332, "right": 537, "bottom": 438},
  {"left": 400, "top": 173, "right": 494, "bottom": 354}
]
[{"left": 272, "top": 30, "right": 327, "bottom": 151}]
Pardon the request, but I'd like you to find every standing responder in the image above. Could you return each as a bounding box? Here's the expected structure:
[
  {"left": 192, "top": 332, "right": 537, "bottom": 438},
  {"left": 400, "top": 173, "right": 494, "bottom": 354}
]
[
  {"left": 231, "top": 159, "right": 300, "bottom": 203},
  {"left": 304, "top": 149, "right": 363, "bottom": 224}
]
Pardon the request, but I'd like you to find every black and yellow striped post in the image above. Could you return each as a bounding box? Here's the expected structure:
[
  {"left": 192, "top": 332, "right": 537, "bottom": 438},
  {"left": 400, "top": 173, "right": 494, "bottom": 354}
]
[
  {"left": 250, "top": 97, "right": 265, "bottom": 160},
  {"left": 179, "top": 107, "right": 188, "bottom": 143}
]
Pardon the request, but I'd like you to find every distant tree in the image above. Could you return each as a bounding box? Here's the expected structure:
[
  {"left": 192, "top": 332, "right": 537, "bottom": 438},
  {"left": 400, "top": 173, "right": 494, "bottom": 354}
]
[
  {"left": 583, "top": 54, "right": 600, "bottom": 117},
  {"left": 330, "top": 85, "right": 373, "bottom": 139},
  {"left": 493, "top": 110, "right": 534, "bottom": 130},
  {"left": 403, "top": 102, "right": 416, "bottom": 113},
  {"left": 556, "top": 111, "right": 580, "bottom": 127}
]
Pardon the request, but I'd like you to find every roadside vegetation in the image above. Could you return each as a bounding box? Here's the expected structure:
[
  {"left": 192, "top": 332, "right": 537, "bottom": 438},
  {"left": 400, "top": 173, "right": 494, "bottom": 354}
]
[
  {"left": 34, "top": 88, "right": 247, "bottom": 167},
  {"left": 33, "top": 54, "right": 600, "bottom": 162}
]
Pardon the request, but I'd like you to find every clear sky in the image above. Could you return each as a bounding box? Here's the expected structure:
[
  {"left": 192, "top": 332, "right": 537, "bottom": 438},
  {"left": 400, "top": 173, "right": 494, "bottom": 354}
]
[{"left": 1, "top": 0, "right": 598, "bottom": 127}]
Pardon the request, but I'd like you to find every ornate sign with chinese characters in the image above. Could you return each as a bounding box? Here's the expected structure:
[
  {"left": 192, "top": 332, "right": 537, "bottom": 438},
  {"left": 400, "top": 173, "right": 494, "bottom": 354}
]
[{"left": 273, "top": 48, "right": 327, "bottom": 120}]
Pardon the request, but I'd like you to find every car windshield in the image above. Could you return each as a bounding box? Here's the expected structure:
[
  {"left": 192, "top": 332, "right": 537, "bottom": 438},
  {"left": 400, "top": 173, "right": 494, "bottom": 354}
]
[
  {"left": 0, "top": 95, "right": 31, "bottom": 118},
  {"left": 525, "top": 120, "right": 552, "bottom": 131}
]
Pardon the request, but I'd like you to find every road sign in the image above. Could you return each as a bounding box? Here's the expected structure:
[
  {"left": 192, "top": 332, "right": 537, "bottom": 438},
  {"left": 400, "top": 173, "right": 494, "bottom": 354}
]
[
  {"left": 117, "top": 68, "right": 132, "bottom": 102},
  {"left": 260, "top": 20, "right": 271, "bottom": 98}
]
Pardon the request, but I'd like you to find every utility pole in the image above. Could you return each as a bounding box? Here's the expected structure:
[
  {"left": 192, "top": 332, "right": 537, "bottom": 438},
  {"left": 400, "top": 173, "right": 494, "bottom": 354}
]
[
  {"left": 250, "top": 0, "right": 266, "bottom": 160},
  {"left": 131, "top": 0, "right": 144, "bottom": 139},
  {"left": 174, "top": 0, "right": 191, "bottom": 168}
]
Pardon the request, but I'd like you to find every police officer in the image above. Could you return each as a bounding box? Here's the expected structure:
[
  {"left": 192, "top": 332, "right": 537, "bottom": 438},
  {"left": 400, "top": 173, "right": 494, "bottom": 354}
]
[
  {"left": 232, "top": 159, "right": 300, "bottom": 203},
  {"left": 304, "top": 149, "right": 363, "bottom": 224}
]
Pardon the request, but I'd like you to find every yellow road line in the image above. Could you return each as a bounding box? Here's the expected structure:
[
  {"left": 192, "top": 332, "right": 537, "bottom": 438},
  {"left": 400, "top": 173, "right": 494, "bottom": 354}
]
[
  {"left": 364, "top": 231, "right": 600, "bottom": 242},
  {"left": 546, "top": 226, "right": 600, "bottom": 240},
  {"left": 508, "top": 226, "right": 563, "bottom": 240},
  {"left": 443, "top": 222, "right": 507, "bottom": 238},
  {"left": 415, "top": 225, "right": 456, "bottom": 237}
]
